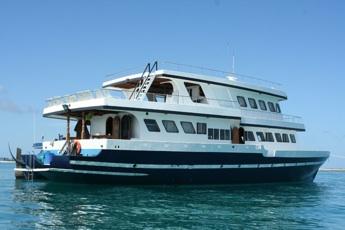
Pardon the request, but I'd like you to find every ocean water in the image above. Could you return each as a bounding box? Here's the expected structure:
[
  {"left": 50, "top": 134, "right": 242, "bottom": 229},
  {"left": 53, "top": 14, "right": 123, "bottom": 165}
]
[{"left": 0, "top": 163, "right": 344, "bottom": 230}]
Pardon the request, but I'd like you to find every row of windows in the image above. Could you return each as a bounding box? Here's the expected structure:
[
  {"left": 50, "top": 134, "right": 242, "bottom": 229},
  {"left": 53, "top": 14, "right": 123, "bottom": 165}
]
[
  {"left": 244, "top": 131, "right": 296, "bottom": 143},
  {"left": 144, "top": 119, "right": 207, "bottom": 135},
  {"left": 237, "top": 96, "right": 281, "bottom": 113},
  {"left": 208, "top": 129, "right": 231, "bottom": 140},
  {"left": 144, "top": 119, "right": 296, "bottom": 144}
]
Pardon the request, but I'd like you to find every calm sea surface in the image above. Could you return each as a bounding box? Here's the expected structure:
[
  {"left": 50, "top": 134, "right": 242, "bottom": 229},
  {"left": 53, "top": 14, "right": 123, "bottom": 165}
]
[{"left": 0, "top": 163, "right": 344, "bottom": 229}]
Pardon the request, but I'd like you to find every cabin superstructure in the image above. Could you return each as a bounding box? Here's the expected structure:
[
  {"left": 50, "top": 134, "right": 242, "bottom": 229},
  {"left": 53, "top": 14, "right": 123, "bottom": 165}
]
[{"left": 43, "top": 64, "right": 304, "bottom": 152}]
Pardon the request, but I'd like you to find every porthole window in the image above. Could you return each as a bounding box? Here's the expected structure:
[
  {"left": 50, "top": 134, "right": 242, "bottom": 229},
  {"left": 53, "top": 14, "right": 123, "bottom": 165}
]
[
  {"left": 245, "top": 131, "right": 255, "bottom": 141},
  {"left": 180, "top": 121, "right": 196, "bottom": 134},
  {"left": 265, "top": 132, "right": 274, "bottom": 142},
  {"left": 290, "top": 134, "right": 296, "bottom": 143},
  {"left": 275, "top": 133, "right": 283, "bottom": 142},
  {"left": 144, "top": 119, "right": 160, "bottom": 132},
  {"left": 275, "top": 103, "right": 281, "bottom": 113},
  {"left": 256, "top": 132, "right": 265, "bottom": 142},
  {"left": 237, "top": 96, "right": 247, "bottom": 107},
  {"left": 282, "top": 133, "right": 290, "bottom": 143},
  {"left": 197, "top": 123, "right": 207, "bottom": 134},
  {"left": 258, "top": 100, "right": 267, "bottom": 111},
  {"left": 162, "top": 120, "right": 178, "bottom": 133},
  {"left": 248, "top": 98, "right": 258, "bottom": 109},
  {"left": 268, "top": 102, "right": 276, "bottom": 112}
]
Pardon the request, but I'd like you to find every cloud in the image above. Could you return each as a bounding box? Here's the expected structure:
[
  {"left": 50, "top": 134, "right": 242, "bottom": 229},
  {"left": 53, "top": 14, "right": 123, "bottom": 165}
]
[
  {"left": 0, "top": 97, "right": 38, "bottom": 114},
  {"left": 0, "top": 85, "right": 5, "bottom": 94}
]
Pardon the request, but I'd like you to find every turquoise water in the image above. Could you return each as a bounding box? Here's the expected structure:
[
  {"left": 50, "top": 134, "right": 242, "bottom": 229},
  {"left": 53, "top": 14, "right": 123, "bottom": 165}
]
[{"left": 1, "top": 163, "right": 344, "bottom": 229}]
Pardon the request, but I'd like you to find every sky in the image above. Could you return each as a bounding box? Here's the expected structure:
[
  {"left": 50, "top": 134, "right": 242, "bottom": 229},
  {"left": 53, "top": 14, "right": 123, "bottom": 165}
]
[{"left": 0, "top": 0, "right": 344, "bottom": 167}]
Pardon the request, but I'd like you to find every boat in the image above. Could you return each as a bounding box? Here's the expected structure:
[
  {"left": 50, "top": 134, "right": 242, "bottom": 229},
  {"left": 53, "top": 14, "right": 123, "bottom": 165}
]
[{"left": 15, "top": 61, "right": 330, "bottom": 184}]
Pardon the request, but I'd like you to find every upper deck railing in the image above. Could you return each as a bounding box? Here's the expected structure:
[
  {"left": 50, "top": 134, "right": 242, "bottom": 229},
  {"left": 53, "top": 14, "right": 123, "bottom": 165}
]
[
  {"left": 45, "top": 88, "right": 302, "bottom": 124},
  {"left": 104, "top": 61, "right": 282, "bottom": 90}
]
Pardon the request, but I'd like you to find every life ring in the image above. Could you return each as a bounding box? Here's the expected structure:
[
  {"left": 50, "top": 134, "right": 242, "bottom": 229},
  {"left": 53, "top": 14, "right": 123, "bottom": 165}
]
[{"left": 74, "top": 140, "right": 82, "bottom": 155}]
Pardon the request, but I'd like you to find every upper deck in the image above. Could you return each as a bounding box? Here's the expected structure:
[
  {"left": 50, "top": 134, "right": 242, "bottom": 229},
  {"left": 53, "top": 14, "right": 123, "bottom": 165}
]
[{"left": 43, "top": 66, "right": 304, "bottom": 132}]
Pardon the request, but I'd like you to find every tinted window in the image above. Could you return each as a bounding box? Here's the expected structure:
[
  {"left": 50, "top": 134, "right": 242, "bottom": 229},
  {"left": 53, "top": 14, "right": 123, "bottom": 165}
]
[
  {"left": 162, "top": 120, "right": 178, "bottom": 133},
  {"left": 237, "top": 96, "right": 247, "bottom": 107},
  {"left": 290, "top": 134, "right": 296, "bottom": 143},
  {"left": 214, "top": 129, "right": 219, "bottom": 140},
  {"left": 245, "top": 131, "right": 255, "bottom": 141},
  {"left": 268, "top": 102, "right": 276, "bottom": 112},
  {"left": 282, "top": 133, "right": 290, "bottom": 143},
  {"left": 248, "top": 98, "right": 258, "bottom": 109},
  {"left": 258, "top": 100, "right": 267, "bottom": 111},
  {"left": 197, "top": 123, "right": 207, "bottom": 134},
  {"left": 181, "top": 121, "right": 196, "bottom": 134},
  {"left": 265, "top": 132, "right": 274, "bottom": 142},
  {"left": 144, "top": 119, "right": 160, "bottom": 132},
  {"left": 275, "top": 133, "right": 283, "bottom": 142},
  {"left": 276, "top": 103, "right": 281, "bottom": 113},
  {"left": 225, "top": 130, "right": 230, "bottom": 140},
  {"left": 220, "top": 129, "right": 225, "bottom": 140},
  {"left": 256, "top": 132, "right": 265, "bottom": 142},
  {"left": 208, "top": 128, "right": 213, "bottom": 139}
]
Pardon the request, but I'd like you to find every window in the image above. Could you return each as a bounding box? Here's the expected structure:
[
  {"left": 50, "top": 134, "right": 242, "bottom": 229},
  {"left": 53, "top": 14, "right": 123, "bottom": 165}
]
[
  {"left": 208, "top": 128, "right": 213, "bottom": 139},
  {"left": 275, "top": 133, "right": 283, "bottom": 142},
  {"left": 184, "top": 82, "right": 207, "bottom": 103},
  {"left": 265, "top": 132, "right": 274, "bottom": 142},
  {"left": 197, "top": 123, "right": 207, "bottom": 134},
  {"left": 214, "top": 129, "right": 219, "bottom": 140},
  {"left": 256, "top": 132, "right": 265, "bottom": 142},
  {"left": 245, "top": 131, "right": 255, "bottom": 141},
  {"left": 225, "top": 130, "right": 230, "bottom": 140},
  {"left": 162, "top": 120, "right": 178, "bottom": 133},
  {"left": 282, "top": 133, "right": 290, "bottom": 143},
  {"left": 290, "top": 134, "right": 296, "bottom": 143},
  {"left": 268, "top": 102, "right": 276, "bottom": 112},
  {"left": 248, "top": 98, "right": 258, "bottom": 109},
  {"left": 237, "top": 96, "right": 247, "bottom": 107},
  {"left": 144, "top": 119, "right": 160, "bottom": 132},
  {"left": 181, "top": 121, "right": 196, "bottom": 134},
  {"left": 258, "top": 100, "right": 267, "bottom": 111},
  {"left": 275, "top": 103, "right": 281, "bottom": 113}
]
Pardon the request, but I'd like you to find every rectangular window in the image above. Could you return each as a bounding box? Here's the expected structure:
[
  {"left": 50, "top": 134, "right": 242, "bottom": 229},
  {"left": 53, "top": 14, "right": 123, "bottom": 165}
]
[
  {"left": 245, "top": 131, "right": 255, "bottom": 141},
  {"left": 225, "top": 129, "right": 230, "bottom": 140},
  {"left": 265, "top": 132, "right": 274, "bottom": 142},
  {"left": 275, "top": 133, "right": 283, "bottom": 142},
  {"left": 208, "top": 128, "right": 214, "bottom": 139},
  {"left": 282, "top": 133, "right": 290, "bottom": 143},
  {"left": 258, "top": 100, "right": 267, "bottom": 111},
  {"left": 256, "top": 132, "right": 265, "bottom": 142},
  {"left": 197, "top": 123, "right": 207, "bottom": 134},
  {"left": 180, "top": 121, "right": 196, "bottom": 134},
  {"left": 220, "top": 129, "right": 225, "bottom": 140},
  {"left": 248, "top": 98, "right": 258, "bottom": 109},
  {"left": 214, "top": 129, "right": 219, "bottom": 140},
  {"left": 275, "top": 103, "right": 281, "bottom": 113},
  {"left": 237, "top": 96, "right": 247, "bottom": 107},
  {"left": 268, "top": 102, "right": 276, "bottom": 112},
  {"left": 290, "top": 134, "right": 296, "bottom": 143},
  {"left": 162, "top": 120, "right": 178, "bottom": 133},
  {"left": 144, "top": 119, "right": 160, "bottom": 132}
]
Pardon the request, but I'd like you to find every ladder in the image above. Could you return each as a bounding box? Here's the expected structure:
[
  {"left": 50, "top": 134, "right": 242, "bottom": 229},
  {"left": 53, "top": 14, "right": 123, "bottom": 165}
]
[
  {"left": 25, "top": 154, "right": 35, "bottom": 181},
  {"left": 129, "top": 61, "right": 158, "bottom": 101}
]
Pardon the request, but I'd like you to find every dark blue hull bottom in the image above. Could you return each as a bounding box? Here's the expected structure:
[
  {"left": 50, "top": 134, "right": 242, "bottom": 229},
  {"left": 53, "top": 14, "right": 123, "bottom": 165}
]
[
  {"left": 20, "top": 150, "right": 327, "bottom": 185},
  {"left": 39, "top": 166, "right": 320, "bottom": 185}
]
